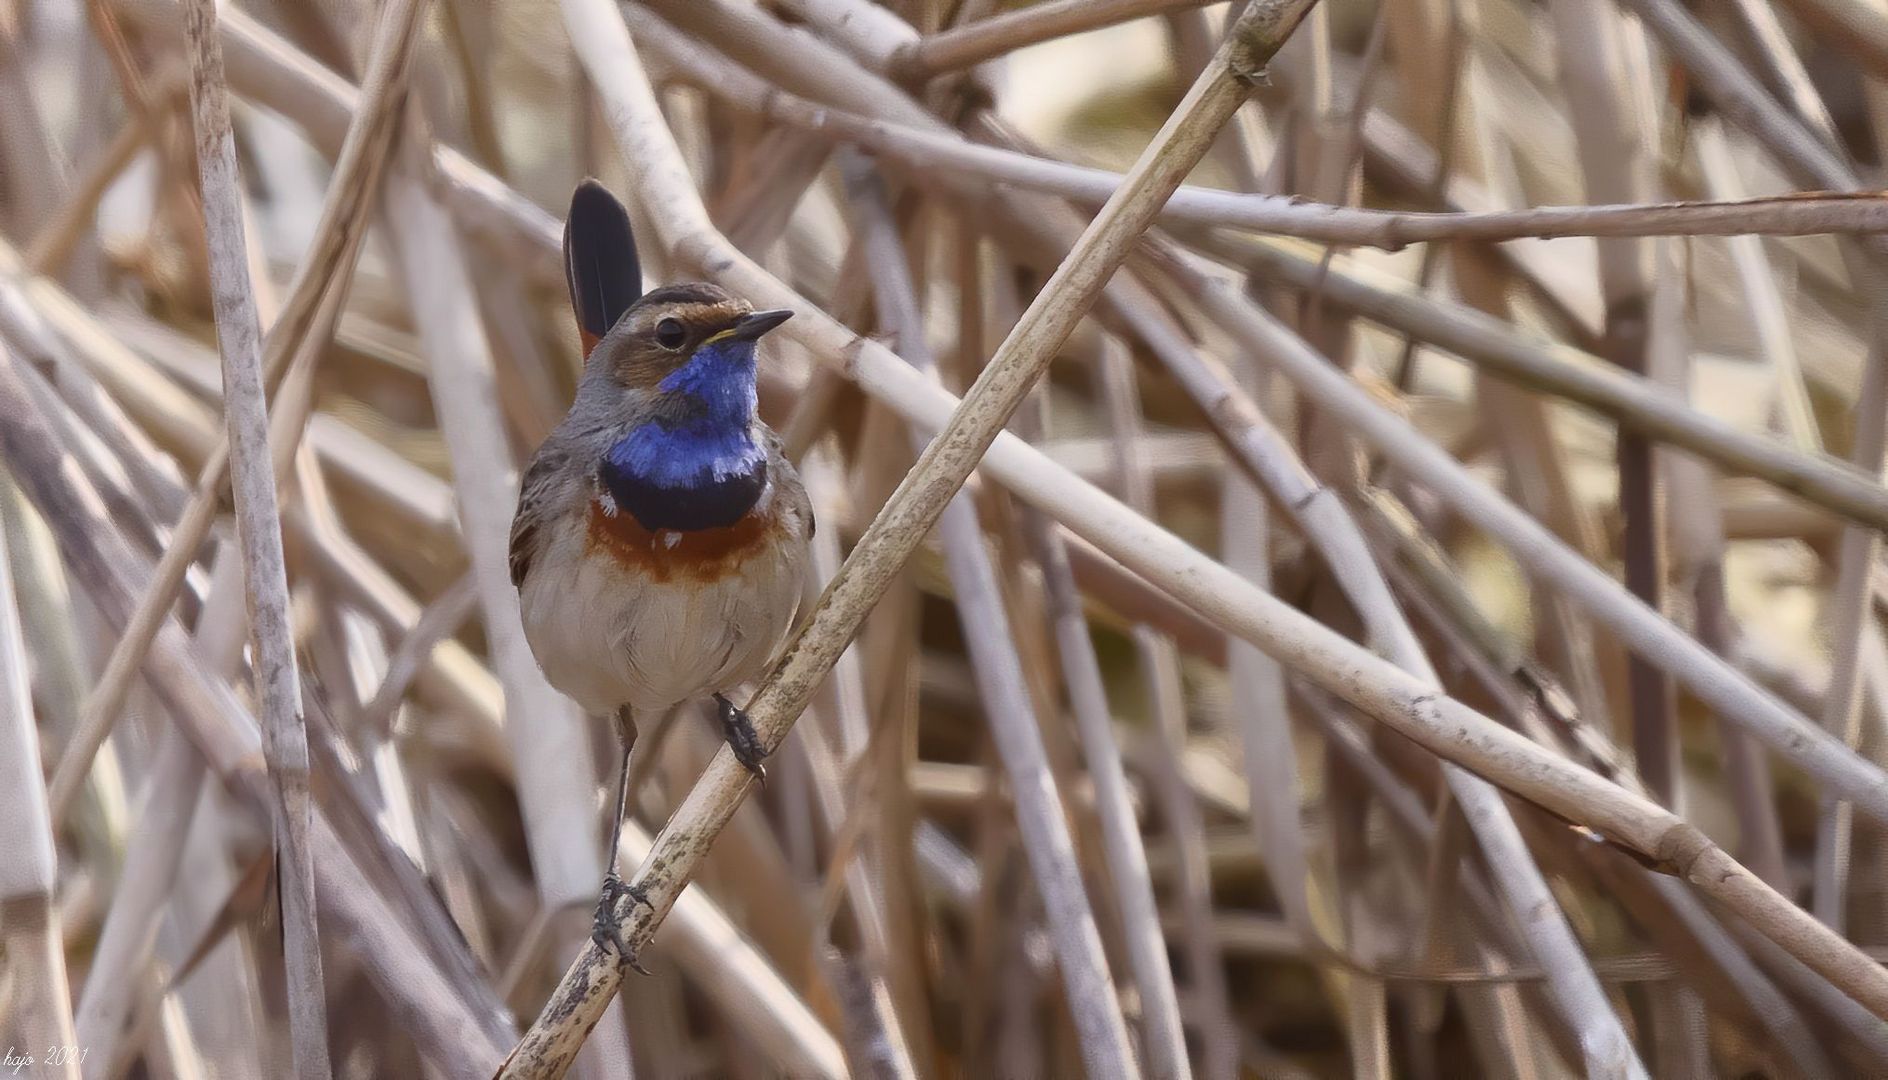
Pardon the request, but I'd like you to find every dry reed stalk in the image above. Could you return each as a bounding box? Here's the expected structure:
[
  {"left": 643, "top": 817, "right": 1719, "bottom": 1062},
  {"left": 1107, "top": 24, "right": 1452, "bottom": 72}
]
[
  {"left": 1617, "top": 0, "right": 1888, "bottom": 938},
  {"left": 890, "top": 0, "right": 1229, "bottom": 77},
  {"left": 796, "top": 455, "right": 928, "bottom": 1080},
  {"left": 543, "top": 0, "right": 1888, "bottom": 1043},
  {"left": 1028, "top": 512, "right": 1193, "bottom": 1079},
  {"left": 179, "top": 0, "right": 330, "bottom": 1068},
  {"left": 379, "top": 107, "right": 635, "bottom": 1080},
  {"left": 1548, "top": 0, "right": 1678, "bottom": 810},
  {"left": 497, "top": 2, "right": 1314, "bottom": 1074},
  {"left": 1091, "top": 334, "right": 1223, "bottom": 1079},
  {"left": 72, "top": 547, "right": 245, "bottom": 1073},
  {"left": 841, "top": 152, "right": 1141, "bottom": 1076},
  {"left": 26, "top": 78, "right": 173, "bottom": 277},
  {"left": 1156, "top": 242, "right": 1888, "bottom": 823},
  {"left": 0, "top": 332, "right": 511, "bottom": 1077},
  {"left": 47, "top": 0, "right": 425, "bottom": 827},
  {"left": 753, "top": 99, "right": 1888, "bottom": 245},
  {"left": 632, "top": 10, "right": 1888, "bottom": 542},
  {"left": 29, "top": 0, "right": 1888, "bottom": 1072},
  {"left": 0, "top": 356, "right": 79, "bottom": 1080},
  {"left": 1727, "top": 0, "right": 1843, "bottom": 142}
]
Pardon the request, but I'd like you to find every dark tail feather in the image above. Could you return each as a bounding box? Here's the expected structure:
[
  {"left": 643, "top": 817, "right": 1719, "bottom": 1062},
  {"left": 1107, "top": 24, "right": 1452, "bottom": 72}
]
[{"left": 564, "top": 179, "right": 643, "bottom": 358}]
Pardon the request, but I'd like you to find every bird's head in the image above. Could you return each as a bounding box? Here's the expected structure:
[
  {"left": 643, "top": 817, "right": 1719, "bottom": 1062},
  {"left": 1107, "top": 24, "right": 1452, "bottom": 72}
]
[
  {"left": 595, "top": 284, "right": 793, "bottom": 406},
  {"left": 562, "top": 180, "right": 791, "bottom": 420}
]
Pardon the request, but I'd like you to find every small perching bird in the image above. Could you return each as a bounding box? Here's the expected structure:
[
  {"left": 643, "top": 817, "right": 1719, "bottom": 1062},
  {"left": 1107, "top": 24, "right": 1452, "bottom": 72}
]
[{"left": 510, "top": 180, "right": 813, "bottom": 962}]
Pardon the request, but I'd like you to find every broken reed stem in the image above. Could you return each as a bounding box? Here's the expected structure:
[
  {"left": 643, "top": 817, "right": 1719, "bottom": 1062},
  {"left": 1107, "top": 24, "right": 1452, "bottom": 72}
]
[
  {"left": 180, "top": 0, "right": 330, "bottom": 1073},
  {"left": 497, "top": 2, "right": 1315, "bottom": 1074},
  {"left": 47, "top": 0, "right": 424, "bottom": 827}
]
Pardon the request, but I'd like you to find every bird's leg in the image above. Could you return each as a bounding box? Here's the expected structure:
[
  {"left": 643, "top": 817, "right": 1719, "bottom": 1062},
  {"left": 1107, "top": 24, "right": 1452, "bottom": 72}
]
[
  {"left": 594, "top": 707, "right": 653, "bottom": 974},
  {"left": 714, "top": 692, "right": 768, "bottom": 781}
]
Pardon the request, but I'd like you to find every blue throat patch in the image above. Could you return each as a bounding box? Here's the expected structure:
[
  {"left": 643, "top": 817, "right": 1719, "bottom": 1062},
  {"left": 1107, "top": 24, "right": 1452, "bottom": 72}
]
[{"left": 599, "top": 339, "right": 768, "bottom": 532}]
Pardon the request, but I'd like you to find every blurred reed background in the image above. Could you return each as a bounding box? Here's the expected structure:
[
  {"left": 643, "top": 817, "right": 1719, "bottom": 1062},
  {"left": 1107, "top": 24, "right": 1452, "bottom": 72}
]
[{"left": 6, "top": 0, "right": 1888, "bottom": 1077}]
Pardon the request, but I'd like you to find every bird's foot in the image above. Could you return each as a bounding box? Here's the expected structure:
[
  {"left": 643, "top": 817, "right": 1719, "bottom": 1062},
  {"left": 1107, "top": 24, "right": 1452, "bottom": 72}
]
[
  {"left": 593, "top": 871, "right": 654, "bottom": 975},
  {"left": 714, "top": 692, "right": 768, "bottom": 782}
]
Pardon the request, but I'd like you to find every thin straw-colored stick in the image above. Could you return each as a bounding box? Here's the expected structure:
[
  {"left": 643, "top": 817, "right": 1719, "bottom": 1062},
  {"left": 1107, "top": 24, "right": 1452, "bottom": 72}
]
[
  {"left": 890, "top": 0, "right": 1218, "bottom": 77},
  {"left": 1696, "top": 123, "right": 1821, "bottom": 451},
  {"left": 842, "top": 153, "right": 1141, "bottom": 1078},
  {"left": 357, "top": 572, "right": 477, "bottom": 735},
  {"left": 498, "top": 3, "right": 1314, "bottom": 1074},
  {"left": 1727, "top": 0, "right": 1842, "bottom": 143},
  {"left": 179, "top": 0, "right": 329, "bottom": 1069},
  {"left": 1812, "top": 373, "right": 1888, "bottom": 933}
]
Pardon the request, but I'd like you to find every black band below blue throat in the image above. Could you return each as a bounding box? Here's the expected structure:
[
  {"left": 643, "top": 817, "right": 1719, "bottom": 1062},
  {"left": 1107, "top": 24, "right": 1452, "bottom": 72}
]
[{"left": 599, "top": 455, "right": 767, "bottom": 532}]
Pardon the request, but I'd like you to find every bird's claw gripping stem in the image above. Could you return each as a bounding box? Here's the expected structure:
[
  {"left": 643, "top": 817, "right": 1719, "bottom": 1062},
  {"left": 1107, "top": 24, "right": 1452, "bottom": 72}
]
[
  {"left": 715, "top": 692, "right": 769, "bottom": 782},
  {"left": 593, "top": 871, "right": 655, "bottom": 975}
]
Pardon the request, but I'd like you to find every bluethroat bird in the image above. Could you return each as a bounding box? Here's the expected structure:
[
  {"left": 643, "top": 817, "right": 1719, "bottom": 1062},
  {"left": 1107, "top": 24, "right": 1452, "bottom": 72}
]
[{"left": 510, "top": 180, "right": 813, "bottom": 961}]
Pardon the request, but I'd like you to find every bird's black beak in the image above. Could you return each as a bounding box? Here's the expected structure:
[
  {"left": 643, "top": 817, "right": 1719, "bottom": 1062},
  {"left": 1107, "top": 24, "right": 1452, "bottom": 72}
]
[{"left": 725, "top": 308, "right": 794, "bottom": 342}]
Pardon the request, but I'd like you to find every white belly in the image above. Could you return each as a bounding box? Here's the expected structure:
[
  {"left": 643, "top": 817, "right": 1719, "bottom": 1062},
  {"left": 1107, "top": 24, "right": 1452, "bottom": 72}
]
[{"left": 517, "top": 516, "right": 807, "bottom": 716}]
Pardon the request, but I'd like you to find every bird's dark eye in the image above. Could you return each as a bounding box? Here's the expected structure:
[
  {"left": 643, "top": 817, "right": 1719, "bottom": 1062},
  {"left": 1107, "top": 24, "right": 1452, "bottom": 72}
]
[{"left": 655, "top": 318, "right": 686, "bottom": 350}]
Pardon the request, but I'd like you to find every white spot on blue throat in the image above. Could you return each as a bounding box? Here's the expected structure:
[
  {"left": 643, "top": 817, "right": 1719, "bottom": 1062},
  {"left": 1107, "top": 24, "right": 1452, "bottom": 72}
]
[{"left": 605, "top": 338, "right": 764, "bottom": 490}]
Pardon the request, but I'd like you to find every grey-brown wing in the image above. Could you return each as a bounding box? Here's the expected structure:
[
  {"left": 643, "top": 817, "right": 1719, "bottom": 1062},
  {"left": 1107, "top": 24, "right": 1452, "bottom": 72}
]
[
  {"left": 763, "top": 428, "right": 814, "bottom": 540},
  {"left": 510, "top": 444, "right": 572, "bottom": 588}
]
